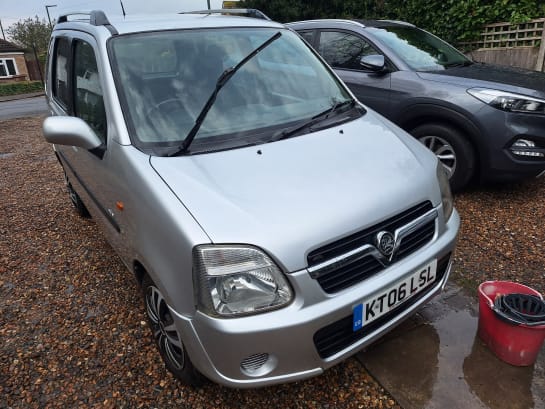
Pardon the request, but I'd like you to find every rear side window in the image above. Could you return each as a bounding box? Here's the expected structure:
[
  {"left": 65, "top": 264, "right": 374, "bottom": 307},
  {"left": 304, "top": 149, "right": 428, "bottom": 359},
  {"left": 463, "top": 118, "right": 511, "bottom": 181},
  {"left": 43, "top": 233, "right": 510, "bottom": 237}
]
[
  {"left": 298, "top": 30, "right": 315, "bottom": 45},
  {"left": 53, "top": 38, "right": 71, "bottom": 108},
  {"left": 318, "top": 31, "right": 379, "bottom": 70},
  {"left": 73, "top": 40, "right": 107, "bottom": 143}
]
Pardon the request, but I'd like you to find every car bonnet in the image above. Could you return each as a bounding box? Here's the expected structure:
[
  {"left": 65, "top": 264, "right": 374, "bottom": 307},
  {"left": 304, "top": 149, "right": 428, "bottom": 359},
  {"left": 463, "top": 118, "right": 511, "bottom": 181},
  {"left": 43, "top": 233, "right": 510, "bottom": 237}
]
[
  {"left": 150, "top": 114, "right": 439, "bottom": 272},
  {"left": 417, "top": 63, "right": 545, "bottom": 98}
]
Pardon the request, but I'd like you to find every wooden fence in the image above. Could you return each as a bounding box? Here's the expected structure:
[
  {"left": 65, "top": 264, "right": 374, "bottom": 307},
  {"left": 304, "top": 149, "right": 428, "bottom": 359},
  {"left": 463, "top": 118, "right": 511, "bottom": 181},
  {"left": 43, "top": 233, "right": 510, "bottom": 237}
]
[
  {"left": 460, "top": 18, "right": 545, "bottom": 72},
  {"left": 24, "top": 57, "right": 43, "bottom": 82}
]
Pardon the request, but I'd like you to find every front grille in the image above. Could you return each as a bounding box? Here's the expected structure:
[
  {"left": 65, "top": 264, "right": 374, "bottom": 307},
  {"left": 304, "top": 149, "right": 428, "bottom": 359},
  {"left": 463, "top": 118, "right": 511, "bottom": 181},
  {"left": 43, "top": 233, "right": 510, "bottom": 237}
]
[
  {"left": 316, "top": 256, "right": 384, "bottom": 294},
  {"left": 308, "top": 201, "right": 433, "bottom": 266},
  {"left": 313, "top": 253, "right": 452, "bottom": 359},
  {"left": 395, "top": 219, "right": 436, "bottom": 260},
  {"left": 308, "top": 202, "right": 436, "bottom": 293}
]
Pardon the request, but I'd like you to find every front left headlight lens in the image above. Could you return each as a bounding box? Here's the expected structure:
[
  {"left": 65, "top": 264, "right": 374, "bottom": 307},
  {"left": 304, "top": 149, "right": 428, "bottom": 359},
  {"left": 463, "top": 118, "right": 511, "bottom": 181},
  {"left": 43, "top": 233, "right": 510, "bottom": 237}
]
[
  {"left": 194, "top": 245, "right": 293, "bottom": 317},
  {"left": 467, "top": 88, "right": 545, "bottom": 114},
  {"left": 437, "top": 162, "right": 453, "bottom": 221}
]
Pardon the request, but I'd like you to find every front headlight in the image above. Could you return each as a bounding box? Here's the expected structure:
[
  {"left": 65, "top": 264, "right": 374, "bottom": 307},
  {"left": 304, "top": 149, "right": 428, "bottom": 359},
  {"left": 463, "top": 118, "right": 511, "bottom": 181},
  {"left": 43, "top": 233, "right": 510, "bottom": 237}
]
[
  {"left": 467, "top": 88, "right": 545, "bottom": 114},
  {"left": 437, "top": 163, "right": 453, "bottom": 221},
  {"left": 193, "top": 245, "right": 293, "bottom": 317}
]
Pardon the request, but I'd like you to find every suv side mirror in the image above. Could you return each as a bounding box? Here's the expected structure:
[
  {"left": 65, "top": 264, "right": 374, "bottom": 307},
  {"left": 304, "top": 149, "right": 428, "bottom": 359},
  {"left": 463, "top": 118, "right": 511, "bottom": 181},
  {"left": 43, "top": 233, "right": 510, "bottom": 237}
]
[
  {"left": 360, "top": 54, "right": 387, "bottom": 73},
  {"left": 43, "top": 116, "right": 102, "bottom": 150}
]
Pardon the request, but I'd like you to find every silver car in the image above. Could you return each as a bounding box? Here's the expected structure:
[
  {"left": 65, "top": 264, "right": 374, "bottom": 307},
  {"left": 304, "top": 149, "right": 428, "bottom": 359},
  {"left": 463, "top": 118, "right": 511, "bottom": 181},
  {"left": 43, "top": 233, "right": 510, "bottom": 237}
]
[{"left": 42, "top": 10, "right": 459, "bottom": 387}]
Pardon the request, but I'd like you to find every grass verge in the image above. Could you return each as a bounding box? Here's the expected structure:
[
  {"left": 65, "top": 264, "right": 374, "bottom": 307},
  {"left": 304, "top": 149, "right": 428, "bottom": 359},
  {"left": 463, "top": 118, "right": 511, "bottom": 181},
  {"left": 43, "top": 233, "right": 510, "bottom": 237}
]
[{"left": 0, "top": 81, "right": 44, "bottom": 97}]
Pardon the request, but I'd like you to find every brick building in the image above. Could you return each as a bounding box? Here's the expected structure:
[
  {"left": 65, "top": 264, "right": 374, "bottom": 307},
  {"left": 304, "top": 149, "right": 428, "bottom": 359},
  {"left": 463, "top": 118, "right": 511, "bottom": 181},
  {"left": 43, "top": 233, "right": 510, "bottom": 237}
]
[{"left": 0, "top": 39, "right": 30, "bottom": 83}]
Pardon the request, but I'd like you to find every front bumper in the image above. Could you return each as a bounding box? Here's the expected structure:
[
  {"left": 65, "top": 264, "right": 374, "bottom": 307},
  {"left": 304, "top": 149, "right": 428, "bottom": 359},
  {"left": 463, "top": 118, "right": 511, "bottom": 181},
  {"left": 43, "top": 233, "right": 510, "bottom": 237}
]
[
  {"left": 477, "top": 108, "right": 545, "bottom": 183},
  {"left": 171, "top": 209, "right": 460, "bottom": 388}
]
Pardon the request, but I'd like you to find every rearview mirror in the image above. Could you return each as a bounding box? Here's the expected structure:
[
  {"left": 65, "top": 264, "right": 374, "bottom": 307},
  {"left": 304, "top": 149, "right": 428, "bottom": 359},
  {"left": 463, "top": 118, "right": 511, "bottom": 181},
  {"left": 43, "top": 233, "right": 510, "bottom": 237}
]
[
  {"left": 43, "top": 116, "right": 102, "bottom": 150},
  {"left": 360, "top": 54, "right": 387, "bottom": 73}
]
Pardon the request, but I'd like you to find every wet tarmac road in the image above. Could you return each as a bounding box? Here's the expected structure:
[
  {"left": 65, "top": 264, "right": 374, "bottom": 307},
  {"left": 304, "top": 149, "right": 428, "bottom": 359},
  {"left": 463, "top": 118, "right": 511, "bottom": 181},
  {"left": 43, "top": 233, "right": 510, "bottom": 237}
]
[{"left": 0, "top": 96, "right": 48, "bottom": 120}]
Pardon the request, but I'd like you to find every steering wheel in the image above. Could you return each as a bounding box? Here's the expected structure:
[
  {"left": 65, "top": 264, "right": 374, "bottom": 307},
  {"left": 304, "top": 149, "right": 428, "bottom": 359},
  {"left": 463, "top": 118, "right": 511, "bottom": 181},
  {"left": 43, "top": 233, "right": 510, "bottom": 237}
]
[
  {"left": 143, "top": 98, "right": 195, "bottom": 143},
  {"left": 147, "top": 98, "right": 190, "bottom": 117}
]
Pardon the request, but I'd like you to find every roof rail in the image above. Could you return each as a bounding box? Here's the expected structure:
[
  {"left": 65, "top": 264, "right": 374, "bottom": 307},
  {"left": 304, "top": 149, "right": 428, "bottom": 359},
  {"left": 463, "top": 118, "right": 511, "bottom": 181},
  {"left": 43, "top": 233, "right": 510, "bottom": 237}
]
[
  {"left": 180, "top": 8, "right": 271, "bottom": 21},
  {"left": 378, "top": 19, "right": 415, "bottom": 27},
  {"left": 56, "top": 10, "right": 118, "bottom": 34},
  {"left": 286, "top": 19, "right": 365, "bottom": 28}
]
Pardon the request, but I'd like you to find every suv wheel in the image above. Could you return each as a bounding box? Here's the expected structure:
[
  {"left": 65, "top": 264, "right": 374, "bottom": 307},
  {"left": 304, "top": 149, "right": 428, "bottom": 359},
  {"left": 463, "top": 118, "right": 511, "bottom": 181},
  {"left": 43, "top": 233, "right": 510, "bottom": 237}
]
[
  {"left": 142, "top": 274, "right": 204, "bottom": 386},
  {"left": 412, "top": 123, "right": 475, "bottom": 192}
]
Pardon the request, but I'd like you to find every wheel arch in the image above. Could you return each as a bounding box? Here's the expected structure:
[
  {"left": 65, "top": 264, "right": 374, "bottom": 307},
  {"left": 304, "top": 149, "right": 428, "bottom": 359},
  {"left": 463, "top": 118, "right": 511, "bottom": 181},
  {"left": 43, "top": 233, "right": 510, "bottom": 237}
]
[
  {"left": 133, "top": 259, "right": 148, "bottom": 286},
  {"left": 132, "top": 259, "right": 185, "bottom": 313},
  {"left": 135, "top": 258, "right": 204, "bottom": 385},
  {"left": 396, "top": 103, "right": 484, "bottom": 179}
]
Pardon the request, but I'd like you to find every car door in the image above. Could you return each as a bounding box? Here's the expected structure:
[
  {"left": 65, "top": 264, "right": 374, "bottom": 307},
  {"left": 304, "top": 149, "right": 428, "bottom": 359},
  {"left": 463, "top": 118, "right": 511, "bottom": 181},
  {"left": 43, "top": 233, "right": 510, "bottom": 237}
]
[
  {"left": 314, "top": 30, "right": 393, "bottom": 116},
  {"left": 49, "top": 33, "right": 126, "bottom": 252}
]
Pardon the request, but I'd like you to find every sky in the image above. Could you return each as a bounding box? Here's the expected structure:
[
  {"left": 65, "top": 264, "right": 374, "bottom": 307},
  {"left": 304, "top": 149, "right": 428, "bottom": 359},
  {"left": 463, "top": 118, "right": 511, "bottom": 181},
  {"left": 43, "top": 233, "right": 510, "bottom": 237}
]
[{"left": 0, "top": 0, "right": 226, "bottom": 38}]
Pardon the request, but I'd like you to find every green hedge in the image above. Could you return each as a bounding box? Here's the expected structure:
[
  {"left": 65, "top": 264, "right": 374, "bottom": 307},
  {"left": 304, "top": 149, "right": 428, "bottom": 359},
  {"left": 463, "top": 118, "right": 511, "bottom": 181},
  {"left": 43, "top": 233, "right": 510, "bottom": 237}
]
[
  {"left": 241, "top": 0, "right": 545, "bottom": 44},
  {"left": 0, "top": 81, "right": 44, "bottom": 97}
]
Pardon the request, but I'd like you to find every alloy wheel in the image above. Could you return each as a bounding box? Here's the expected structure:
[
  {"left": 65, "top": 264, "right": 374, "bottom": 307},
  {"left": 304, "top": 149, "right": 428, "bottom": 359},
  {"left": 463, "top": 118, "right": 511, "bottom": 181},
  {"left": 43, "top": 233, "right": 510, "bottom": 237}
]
[
  {"left": 145, "top": 285, "right": 185, "bottom": 371},
  {"left": 418, "top": 135, "right": 457, "bottom": 179}
]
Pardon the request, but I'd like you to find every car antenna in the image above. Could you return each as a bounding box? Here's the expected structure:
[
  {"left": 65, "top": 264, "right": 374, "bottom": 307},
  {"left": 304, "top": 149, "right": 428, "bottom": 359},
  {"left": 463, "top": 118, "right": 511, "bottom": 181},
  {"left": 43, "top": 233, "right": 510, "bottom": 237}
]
[{"left": 120, "top": 0, "right": 126, "bottom": 17}]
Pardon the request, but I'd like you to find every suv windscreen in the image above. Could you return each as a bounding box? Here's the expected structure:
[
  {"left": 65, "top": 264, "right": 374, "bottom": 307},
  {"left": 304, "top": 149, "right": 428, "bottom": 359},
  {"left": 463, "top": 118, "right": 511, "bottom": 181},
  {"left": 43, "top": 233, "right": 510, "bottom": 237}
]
[
  {"left": 109, "top": 28, "right": 355, "bottom": 154},
  {"left": 370, "top": 26, "right": 470, "bottom": 71}
]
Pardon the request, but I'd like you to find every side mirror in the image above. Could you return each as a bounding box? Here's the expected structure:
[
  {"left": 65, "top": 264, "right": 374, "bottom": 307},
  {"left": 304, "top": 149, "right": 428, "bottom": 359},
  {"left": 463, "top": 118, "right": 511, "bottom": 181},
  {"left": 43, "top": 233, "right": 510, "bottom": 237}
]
[
  {"left": 43, "top": 116, "right": 102, "bottom": 150},
  {"left": 360, "top": 54, "right": 387, "bottom": 73}
]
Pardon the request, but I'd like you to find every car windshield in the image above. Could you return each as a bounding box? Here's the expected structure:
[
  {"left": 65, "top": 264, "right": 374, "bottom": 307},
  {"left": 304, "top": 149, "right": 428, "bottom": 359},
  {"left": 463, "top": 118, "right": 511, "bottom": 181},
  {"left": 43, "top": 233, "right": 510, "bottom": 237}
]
[
  {"left": 370, "top": 25, "right": 471, "bottom": 71},
  {"left": 109, "top": 28, "right": 354, "bottom": 154}
]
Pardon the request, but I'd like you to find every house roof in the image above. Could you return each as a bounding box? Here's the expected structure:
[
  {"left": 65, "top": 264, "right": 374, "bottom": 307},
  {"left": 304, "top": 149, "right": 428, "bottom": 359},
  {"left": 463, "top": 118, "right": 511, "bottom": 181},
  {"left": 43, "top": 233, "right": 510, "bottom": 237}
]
[{"left": 0, "top": 39, "right": 25, "bottom": 53}]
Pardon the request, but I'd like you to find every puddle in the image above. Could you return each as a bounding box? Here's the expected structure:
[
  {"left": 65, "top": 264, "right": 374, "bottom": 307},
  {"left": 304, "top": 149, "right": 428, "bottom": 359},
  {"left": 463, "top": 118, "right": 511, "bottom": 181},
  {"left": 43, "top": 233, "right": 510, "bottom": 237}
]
[
  {"left": 357, "top": 284, "right": 545, "bottom": 409},
  {"left": 0, "top": 152, "right": 14, "bottom": 159}
]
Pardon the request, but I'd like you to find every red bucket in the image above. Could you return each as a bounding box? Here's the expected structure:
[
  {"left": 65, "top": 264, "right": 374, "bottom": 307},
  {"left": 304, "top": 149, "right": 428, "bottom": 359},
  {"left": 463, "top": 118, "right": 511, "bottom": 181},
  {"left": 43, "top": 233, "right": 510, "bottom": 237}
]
[{"left": 478, "top": 281, "right": 545, "bottom": 366}]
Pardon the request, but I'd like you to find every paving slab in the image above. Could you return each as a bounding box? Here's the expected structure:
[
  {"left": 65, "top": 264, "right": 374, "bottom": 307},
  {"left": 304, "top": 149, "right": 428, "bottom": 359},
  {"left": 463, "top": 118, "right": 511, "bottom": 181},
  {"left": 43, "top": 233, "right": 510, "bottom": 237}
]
[{"left": 357, "top": 284, "right": 545, "bottom": 409}]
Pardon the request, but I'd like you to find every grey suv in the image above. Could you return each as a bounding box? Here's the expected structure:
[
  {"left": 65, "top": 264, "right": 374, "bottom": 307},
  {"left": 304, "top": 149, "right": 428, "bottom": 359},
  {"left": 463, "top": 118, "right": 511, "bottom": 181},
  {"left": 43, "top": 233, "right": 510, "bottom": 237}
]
[
  {"left": 287, "top": 19, "right": 545, "bottom": 191},
  {"left": 43, "top": 10, "right": 459, "bottom": 387}
]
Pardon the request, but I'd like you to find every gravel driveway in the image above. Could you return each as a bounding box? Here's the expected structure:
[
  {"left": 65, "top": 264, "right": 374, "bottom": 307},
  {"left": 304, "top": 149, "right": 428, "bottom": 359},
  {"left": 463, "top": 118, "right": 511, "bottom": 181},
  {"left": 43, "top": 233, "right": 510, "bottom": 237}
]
[
  {"left": 453, "top": 176, "right": 545, "bottom": 297},
  {"left": 1, "top": 117, "right": 398, "bottom": 408},
  {"left": 1, "top": 116, "right": 544, "bottom": 408}
]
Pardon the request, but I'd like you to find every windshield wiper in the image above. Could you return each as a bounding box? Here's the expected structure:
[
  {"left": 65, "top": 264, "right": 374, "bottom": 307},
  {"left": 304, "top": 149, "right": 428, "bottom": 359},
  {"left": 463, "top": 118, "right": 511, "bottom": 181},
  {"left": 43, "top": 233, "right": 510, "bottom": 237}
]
[
  {"left": 272, "top": 99, "right": 356, "bottom": 142},
  {"left": 444, "top": 60, "right": 473, "bottom": 68},
  {"left": 167, "top": 31, "right": 282, "bottom": 157}
]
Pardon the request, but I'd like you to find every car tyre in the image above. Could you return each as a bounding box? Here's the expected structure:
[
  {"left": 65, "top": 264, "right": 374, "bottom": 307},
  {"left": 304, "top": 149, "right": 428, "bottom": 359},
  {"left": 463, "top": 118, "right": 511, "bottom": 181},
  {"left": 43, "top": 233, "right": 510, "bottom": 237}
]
[
  {"left": 142, "top": 273, "right": 204, "bottom": 386},
  {"left": 411, "top": 123, "right": 475, "bottom": 192}
]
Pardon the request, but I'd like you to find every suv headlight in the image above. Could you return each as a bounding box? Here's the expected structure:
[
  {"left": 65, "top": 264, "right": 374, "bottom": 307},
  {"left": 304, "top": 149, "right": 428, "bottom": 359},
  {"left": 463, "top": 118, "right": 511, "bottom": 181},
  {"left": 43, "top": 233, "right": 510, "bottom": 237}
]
[
  {"left": 194, "top": 245, "right": 293, "bottom": 317},
  {"left": 437, "top": 163, "right": 453, "bottom": 221},
  {"left": 467, "top": 88, "right": 545, "bottom": 114}
]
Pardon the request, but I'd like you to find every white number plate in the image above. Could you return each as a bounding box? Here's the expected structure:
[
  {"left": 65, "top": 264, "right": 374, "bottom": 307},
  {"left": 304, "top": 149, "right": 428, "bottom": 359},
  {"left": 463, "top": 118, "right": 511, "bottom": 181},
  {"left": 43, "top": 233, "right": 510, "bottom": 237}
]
[{"left": 352, "top": 259, "right": 437, "bottom": 332}]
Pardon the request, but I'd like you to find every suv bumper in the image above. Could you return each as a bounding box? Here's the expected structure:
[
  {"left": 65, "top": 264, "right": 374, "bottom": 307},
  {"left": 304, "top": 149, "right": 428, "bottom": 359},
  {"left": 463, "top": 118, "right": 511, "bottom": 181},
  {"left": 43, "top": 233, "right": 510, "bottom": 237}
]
[
  {"left": 478, "top": 109, "right": 545, "bottom": 183},
  {"left": 171, "top": 210, "right": 460, "bottom": 388}
]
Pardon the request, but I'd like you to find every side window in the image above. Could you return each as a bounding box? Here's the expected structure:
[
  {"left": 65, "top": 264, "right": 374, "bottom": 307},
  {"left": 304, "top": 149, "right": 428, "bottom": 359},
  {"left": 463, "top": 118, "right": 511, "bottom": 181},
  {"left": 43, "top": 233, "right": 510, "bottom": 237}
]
[
  {"left": 53, "top": 38, "right": 71, "bottom": 108},
  {"left": 73, "top": 40, "right": 107, "bottom": 143},
  {"left": 318, "top": 31, "right": 379, "bottom": 70},
  {"left": 298, "top": 30, "right": 315, "bottom": 45}
]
